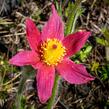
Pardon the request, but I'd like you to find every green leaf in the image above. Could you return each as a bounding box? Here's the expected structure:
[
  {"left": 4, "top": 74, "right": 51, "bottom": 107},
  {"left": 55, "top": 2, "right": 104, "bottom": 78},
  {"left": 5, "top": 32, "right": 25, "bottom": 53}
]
[
  {"left": 79, "top": 45, "right": 92, "bottom": 62},
  {"left": 101, "top": 28, "right": 109, "bottom": 43},
  {"left": 100, "top": 65, "right": 109, "bottom": 81},
  {"left": 95, "top": 37, "right": 109, "bottom": 46},
  {"left": 91, "top": 61, "right": 99, "bottom": 71},
  {"left": 65, "top": 0, "right": 83, "bottom": 35}
]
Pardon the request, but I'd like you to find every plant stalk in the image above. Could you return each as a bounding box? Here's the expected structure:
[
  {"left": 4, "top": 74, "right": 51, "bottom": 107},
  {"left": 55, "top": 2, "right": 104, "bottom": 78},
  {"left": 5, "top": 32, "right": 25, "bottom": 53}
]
[{"left": 47, "top": 74, "right": 60, "bottom": 109}]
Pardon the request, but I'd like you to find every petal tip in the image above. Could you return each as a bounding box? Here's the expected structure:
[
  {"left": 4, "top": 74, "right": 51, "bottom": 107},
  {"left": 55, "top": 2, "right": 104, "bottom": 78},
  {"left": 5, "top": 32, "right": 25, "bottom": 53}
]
[
  {"left": 79, "top": 30, "right": 91, "bottom": 37},
  {"left": 77, "top": 30, "right": 91, "bottom": 36},
  {"left": 25, "top": 18, "right": 33, "bottom": 27},
  {"left": 89, "top": 76, "right": 95, "bottom": 81},
  {"left": 51, "top": 4, "right": 55, "bottom": 11},
  {"left": 83, "top": 75, "right": 95, "bottom": 84},
  {"left": 86, "top": 31, "right": 91, "bottom": 37},
  {"left": 9, "top": 59, "right": 12, "bottom": 64},
  {"left": 39, "top": 96, "right": 48, "bottom": 104},
  {"left": 25, "top": 18, "right": 32, "bottom": 23}
]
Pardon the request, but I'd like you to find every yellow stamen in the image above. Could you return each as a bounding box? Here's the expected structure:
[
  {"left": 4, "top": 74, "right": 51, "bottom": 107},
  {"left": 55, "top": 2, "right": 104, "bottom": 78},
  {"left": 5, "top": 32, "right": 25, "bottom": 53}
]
[{"left": 40, "top": 38, "right": 66, "bottom": 66}]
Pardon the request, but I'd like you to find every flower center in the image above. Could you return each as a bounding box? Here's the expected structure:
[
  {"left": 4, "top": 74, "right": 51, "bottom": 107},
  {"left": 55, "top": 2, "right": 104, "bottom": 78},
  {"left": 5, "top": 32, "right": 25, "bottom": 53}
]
[{"left": 40, "top": 38, "right": 66, "bottom": 66}]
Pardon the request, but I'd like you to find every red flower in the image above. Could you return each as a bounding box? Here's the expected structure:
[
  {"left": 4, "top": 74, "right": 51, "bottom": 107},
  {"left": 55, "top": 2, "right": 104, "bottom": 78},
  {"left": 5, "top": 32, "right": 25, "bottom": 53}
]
[{"left": 9, "top": 5, "right": 94, "bottom": 103}]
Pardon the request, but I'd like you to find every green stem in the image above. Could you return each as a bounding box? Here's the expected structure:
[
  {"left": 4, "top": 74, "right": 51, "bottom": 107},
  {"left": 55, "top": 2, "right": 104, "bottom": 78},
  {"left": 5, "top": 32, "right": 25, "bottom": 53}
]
[{"left": 47, "top": 74, "right": 60, "bottom": 109}]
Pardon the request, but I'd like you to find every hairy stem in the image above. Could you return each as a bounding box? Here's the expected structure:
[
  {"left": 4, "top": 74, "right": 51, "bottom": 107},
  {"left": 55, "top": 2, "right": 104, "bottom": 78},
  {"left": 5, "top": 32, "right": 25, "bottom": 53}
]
[{"left": 47, "top": 74, "right": 60, "bottom": 109}]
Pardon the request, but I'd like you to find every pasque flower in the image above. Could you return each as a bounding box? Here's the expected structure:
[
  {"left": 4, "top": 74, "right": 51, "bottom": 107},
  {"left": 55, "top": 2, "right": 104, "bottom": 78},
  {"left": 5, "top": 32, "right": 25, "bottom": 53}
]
[{"left": 9, "top": 5, "right": 94, "bottom": 103}]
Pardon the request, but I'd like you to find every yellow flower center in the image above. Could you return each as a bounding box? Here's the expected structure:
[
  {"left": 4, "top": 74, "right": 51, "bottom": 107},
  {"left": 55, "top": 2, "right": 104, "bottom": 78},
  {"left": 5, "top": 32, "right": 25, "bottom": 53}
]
[{"left": 40, "top": 38, "right": 66, "bottom": 66}]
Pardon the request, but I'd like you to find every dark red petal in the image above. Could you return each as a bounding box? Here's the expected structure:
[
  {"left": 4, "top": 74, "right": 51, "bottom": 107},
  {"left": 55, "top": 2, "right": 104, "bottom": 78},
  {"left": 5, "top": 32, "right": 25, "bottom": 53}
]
[
  {"left": 9, "top": 50, "right": 40, "bottom": 66},
  {"left": 26, "top": 18, "right": 41, "bottom": 51},
  {"left": 36, "top": 64, "right": 55, "bottom": 103},
  {"left": 63, "top": 31, "right": 91, "bottom": 57},
  {"left": 41, "top": 5, "right": 64, "bottom": 41},
  {"left": 56, "top": 59, "right": 94, "bottom": 84}
]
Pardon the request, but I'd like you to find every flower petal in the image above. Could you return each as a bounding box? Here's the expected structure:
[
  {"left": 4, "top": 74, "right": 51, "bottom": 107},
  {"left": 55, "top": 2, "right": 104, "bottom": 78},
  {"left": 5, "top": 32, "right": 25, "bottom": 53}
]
[
  {"left": 36, "top": 64, "right": 55, "bottom": 103},
  {"left": 56, "top": 59, "right": 94, "bottom": 84},
  {"left": 9, "top": 51, "right": 40, "bottom": 66},
  {"left": 41, "top": 5, "right": 64, "bottom": 41},
  {"left": 26, "top": 18, "right": 41, "bottom": 51},
  {"left": 63, "top": 31, "right": 91, "bottom": 57}
]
